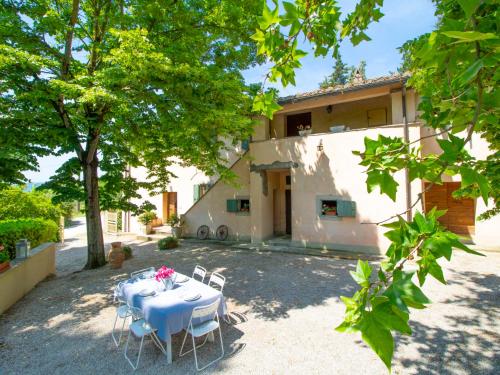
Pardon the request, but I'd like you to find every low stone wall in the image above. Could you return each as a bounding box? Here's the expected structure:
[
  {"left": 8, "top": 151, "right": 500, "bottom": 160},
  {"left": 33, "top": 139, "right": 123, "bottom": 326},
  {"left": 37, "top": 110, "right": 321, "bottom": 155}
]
[{"left": 0, "top": 242, "right": 56, "bottom": 315}]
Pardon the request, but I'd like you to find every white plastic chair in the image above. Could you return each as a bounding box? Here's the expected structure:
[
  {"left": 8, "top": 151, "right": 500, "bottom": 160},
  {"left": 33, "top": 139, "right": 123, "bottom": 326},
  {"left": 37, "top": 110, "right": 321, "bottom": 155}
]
[
  {"left": 130, "top": 267, "right": 155, "bottom": 279},
  {"left": 208, "top": 272, "right": 225, "bottom": 292},
  {"left": 124, "top": 307, "right": 167, "bottom": 370},
  {"left": 192, "top": 265, "right": 207, "bottom": 283},
  {"left": 179, "top": 299, "right": 224, "bottom": 371},
  {"left": 112, "top": 281, "right": 132, "bottom": 347}
]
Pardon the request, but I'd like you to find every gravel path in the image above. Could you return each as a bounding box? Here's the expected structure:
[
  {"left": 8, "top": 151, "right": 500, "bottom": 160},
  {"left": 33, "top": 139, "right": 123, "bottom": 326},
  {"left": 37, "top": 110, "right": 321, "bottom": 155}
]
[{"left": 0, "top": 225, "right": 498, "bottom": 375}]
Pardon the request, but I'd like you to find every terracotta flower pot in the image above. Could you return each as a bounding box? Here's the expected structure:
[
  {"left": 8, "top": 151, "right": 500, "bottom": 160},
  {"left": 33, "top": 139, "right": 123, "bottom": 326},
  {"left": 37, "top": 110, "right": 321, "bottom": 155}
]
[
  {"left": 0, "top": 261, "right": 10, "bottom": 273},
  {"left": 108, "top": 242, "right": 124, "bottom": 269}
]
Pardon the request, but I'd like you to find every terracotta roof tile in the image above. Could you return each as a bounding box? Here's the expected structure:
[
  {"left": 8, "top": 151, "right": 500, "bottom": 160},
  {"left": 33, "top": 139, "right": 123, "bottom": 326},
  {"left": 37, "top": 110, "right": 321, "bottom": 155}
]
[{"left": 278, "top": 73, "right": 410, "bottom": 104}]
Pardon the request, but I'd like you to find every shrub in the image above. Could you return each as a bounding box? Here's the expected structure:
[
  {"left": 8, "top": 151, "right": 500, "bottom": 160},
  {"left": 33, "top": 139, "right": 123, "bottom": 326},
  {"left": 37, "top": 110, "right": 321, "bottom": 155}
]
[
  {"left": 138, "top": 211, "right": 157, "bottom": 226},
  {"left": 166, "top": 213, "right": 182, "bottom": 227},
  {"left": 0, "top": 187, "right": 62, "bottom": 225},
  {"left": 123, "top": 245, "right": 133, "bottom": 260},
  {"left": 158, "top": 236, "right": 178, "bottom": 250},
  {"left": 0, "top": 246, "right": 9, "bottom": 263},
  {"left": 0, "top": 219, "right": 59, "bottom": 259}
]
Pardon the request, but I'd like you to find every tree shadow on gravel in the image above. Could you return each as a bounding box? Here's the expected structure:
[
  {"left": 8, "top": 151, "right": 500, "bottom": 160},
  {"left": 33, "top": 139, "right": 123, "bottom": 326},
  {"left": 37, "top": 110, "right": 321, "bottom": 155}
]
[
  {"left": 129, "top": 242, "right": 361, "bottom": 321},
  {"left": 394, "top": 271, "right": 499, "bottom": 375}
]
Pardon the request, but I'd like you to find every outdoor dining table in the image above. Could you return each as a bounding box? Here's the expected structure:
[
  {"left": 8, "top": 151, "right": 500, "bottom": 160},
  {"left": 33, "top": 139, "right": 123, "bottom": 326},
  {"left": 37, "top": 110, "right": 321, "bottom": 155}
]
[{"left": 120, "top": 272, "right": 226, "bottom": 364}]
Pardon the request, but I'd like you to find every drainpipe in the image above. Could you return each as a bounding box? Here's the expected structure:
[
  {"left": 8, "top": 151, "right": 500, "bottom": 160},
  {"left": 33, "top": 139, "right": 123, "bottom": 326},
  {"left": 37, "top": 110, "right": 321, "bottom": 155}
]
[{"left": 402, "top": 84, "right": 412, "bottom": 222}]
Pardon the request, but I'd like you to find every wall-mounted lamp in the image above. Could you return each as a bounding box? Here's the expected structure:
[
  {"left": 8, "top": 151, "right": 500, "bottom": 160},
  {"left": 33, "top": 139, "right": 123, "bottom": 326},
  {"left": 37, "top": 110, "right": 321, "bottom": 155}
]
[
  {"left": 326, "top": 105, "right": 333, "bottom": 114},
  {"left": 317, "top": 139, "right": 324, "bottom": 153}
]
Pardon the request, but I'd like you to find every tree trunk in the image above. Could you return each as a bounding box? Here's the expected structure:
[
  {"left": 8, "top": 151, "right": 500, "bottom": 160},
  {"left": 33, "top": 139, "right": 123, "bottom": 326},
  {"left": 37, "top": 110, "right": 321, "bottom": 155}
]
[{"left": 83, "top": 153, "right": 106, "bottom": 269}]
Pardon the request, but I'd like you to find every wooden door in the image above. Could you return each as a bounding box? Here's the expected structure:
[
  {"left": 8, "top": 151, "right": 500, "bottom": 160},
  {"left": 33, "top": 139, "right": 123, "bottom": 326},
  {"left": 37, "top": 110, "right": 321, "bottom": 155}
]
[
  {"left": 162, "top": 192, "right": 177, "bottom": 222},
  {"left": 424, "top": 182, "right": 475, "bottom": 236},
  {"left": 285, "top": 189, "right": 292, "bottom": 235}
]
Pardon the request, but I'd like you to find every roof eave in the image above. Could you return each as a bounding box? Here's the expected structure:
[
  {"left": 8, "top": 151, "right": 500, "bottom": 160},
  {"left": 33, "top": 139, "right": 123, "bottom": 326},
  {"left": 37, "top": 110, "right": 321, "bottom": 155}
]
[{"left": 278, "top": 76, "right": 409, "bottom": 105}]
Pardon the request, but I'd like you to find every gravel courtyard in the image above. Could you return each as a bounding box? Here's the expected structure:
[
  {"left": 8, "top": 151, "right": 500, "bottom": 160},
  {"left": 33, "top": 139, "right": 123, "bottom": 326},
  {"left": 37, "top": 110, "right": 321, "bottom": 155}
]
[{"left": 0, "top": 229, "right": 498, "bottom": 374}]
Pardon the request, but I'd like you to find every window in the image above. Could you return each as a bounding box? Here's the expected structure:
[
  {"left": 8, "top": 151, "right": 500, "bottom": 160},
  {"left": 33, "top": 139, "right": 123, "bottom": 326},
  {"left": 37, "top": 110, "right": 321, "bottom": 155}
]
[
  {"left": 227, "top": 198, "right": 250, "bottom": 214},
  {"left": 285, "top": 175, "right": 291, "bottom": 185},
  {"left": 317, "top": 196, "right": 356, "bottom": 219},
  {"left": 193, "top": 184, "right": 212, "bottom": 202},
  {"left": 238, "top": 199, "right": 250, "bottom": 212}
]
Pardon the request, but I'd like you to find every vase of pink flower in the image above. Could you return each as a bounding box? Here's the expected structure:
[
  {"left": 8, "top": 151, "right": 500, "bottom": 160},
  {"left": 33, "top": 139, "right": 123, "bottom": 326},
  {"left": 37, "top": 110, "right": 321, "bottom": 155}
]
[{"left": 155, "top": 265, "right": 176, "bottom": 290}]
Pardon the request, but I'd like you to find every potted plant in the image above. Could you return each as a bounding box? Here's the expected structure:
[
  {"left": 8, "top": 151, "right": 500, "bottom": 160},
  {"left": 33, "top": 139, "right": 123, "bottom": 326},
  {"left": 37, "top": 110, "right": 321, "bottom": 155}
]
[
  {"left": 298, "top": 124, "right": 312, "bottom": 136},
  {"left": 0, "top": 245, "right": 10, "bottom": 273},
  {"left": 138, "top": 211, "right": 157, "bottom": 234},
  {"left": 158, "top": 236, "right": 179, "bottom": 250},
  {"left": 122, "top": 245, "right": 133, "bottom": 260},
  {"left": 166, "top": 213, "right": 183, "bottom": 238},
  {"left": 322, "top": 204, "right": 337, "bottom": 216}
]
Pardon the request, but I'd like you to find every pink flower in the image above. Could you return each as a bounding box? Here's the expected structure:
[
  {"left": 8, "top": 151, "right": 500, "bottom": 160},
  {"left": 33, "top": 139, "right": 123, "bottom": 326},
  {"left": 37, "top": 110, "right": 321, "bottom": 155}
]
[{"left": 155, "top": 265, "right": 175, "bottom": 282}]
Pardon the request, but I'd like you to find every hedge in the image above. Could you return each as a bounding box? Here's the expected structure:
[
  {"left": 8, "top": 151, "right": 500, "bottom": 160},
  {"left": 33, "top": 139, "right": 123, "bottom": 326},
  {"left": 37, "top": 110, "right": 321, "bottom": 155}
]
[
  {"left": 0, "top": 219, "right": 59, "bottom": 259},
  {"left": 0, "top": 187, "right": 62, "bottom": 225}
]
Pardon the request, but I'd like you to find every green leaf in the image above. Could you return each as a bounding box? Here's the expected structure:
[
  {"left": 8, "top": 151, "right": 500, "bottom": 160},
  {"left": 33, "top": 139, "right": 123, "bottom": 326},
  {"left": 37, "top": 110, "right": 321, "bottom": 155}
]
[
  {"left": 359, "top": 312, "right": 394, "bottom": 370},
  {"left": 383, "top": 271, "right": 430, "bottom": 312},
  {"left": 457, "top": 0, "right": 481, "bottom": 18},
  {"left": 428, "top": 261, "right": 446, "bottom": 284},
  {"left": 454, "top": 59, "right": 484, "bottom": 86},
  {"left": 350, "top": 260, "right": 372, "bottom": 287},
  {"left": 258, "top": 3, "right": 280, "bottom": 30},
  {"left": 372, "top": 301, "right": 412, "bottom": 335},
  {"left": 423, "top": 235, "right": 452, "bottom": 260},
  {"left": 460, "top": 166, "right": 491, "bottom": 204},
  {"left": 366, "top": 170, "right": 398, "bottom": 201},
  {"left": 441, "top": 31, "right": 498, "bottom": 42}
]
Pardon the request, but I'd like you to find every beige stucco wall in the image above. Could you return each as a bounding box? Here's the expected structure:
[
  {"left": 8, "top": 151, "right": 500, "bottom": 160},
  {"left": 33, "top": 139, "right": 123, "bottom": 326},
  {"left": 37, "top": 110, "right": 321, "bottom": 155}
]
[
  {"left": 250, "top": 125, "right": 422, "bottom": 253},
  {"left": 128, "top": 163, "right": 212, "bottom": 234},
  {"left": 253, "top": 117, "right": 269, "bottom": 141},
  {"left": 0, "top": 243, "right": 56, "bottom": 315},
  {"left": 127, "top": 141, "right": 246, "bottom": 234},
  {"left": 183, "top": 157, "right": 252, "bottom": 240}
]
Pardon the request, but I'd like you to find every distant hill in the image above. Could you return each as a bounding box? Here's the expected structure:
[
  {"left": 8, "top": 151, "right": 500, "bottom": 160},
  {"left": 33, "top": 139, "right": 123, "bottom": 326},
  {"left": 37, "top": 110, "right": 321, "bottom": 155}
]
[{"left": 23, "top": 182, "right": 44, "bottom": 192}]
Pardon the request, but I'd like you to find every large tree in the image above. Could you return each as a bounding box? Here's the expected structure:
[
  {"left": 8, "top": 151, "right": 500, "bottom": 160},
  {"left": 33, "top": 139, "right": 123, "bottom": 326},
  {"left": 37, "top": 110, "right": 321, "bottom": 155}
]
[
  {"left": 319, "top": 53, "right": 349, "bottom": 88},
  {"left": 252, "top": 0, "right": 498, "bottom": 370},
  {"left": 0, "top": 0, "right": 261, "bottom": 268}
]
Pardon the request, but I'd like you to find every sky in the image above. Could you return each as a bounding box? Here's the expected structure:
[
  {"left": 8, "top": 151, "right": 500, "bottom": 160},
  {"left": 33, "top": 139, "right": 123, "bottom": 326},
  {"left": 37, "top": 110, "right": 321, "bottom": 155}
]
[{"left": 24, "top": 0, "right": 436, "bottom": 183}]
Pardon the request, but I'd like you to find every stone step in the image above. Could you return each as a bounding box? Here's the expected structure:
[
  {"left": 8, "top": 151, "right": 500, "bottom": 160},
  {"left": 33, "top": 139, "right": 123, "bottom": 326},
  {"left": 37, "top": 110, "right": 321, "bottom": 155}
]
[{"left": 231, "top": 242, "right": 382, "bottom": 261}]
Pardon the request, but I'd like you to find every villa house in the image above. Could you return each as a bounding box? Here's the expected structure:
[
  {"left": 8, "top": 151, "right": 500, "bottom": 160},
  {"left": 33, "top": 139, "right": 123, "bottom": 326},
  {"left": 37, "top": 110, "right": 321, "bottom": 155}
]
[{"left": 178, "top": 74, "right": 499, "bottom": 254}]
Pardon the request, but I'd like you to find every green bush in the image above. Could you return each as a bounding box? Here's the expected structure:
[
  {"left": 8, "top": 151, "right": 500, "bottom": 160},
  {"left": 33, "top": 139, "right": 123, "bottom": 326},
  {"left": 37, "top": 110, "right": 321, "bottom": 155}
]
[
  {"left": 158, "top": 236, "right": 178, "bottom": 250},
  {"left": 123, "top": 245, "right": 133, "bottom": 260},
  {"left": 138, "top": 211, "right": 157, "bottom": 225},
  {"left": 0, "top": 187, "right": 62, "bottom": 225},
  {"left": 0, "top": 246, "right": 9, "bottom": 263},
  {"left": 0, "top": 219, "right": 59, "bottom": 259}
]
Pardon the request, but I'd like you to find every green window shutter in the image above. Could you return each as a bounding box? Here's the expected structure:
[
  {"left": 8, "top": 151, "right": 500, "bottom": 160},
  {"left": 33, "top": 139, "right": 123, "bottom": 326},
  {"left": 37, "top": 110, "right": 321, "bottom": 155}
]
[
  {"left": 227, "top": 199, "right": 238, "bottom": 212},
  {"left": 193, "top": 185, "right": 200, "bottom": 202},
  {"left": 337, "top": 200, "right": 356, "bottom": 217}
]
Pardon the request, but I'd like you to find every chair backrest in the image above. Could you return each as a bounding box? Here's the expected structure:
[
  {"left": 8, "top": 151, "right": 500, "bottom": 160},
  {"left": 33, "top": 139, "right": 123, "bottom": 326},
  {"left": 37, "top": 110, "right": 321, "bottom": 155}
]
[
  {"left": 191, "top": 298, "right": 221, "bottom": 320},
  {"left": 131, "top": 267, "right": 155, "bottom": 279},
  {"left": 129, "top": 306, "right": 144, "bottom": 320},
  {"left": 114, "top": 281, "right": 127, "bottom": 304},
  {"left": 192, "top": 265, "right": 207, "bottom": 282},
  {"left": 208, "top": 272, "right": 225, "bottom": 292}
]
